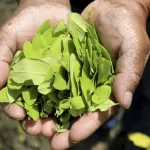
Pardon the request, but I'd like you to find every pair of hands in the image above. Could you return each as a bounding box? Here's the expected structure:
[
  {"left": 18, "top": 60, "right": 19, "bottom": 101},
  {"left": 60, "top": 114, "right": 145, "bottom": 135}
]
[{"left": 0, "top": 0, "right": 150, "bottom": 149}]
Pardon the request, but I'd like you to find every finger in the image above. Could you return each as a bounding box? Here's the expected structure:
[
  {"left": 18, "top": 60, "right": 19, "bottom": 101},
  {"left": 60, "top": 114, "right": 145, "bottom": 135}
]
[
  {"left": 1, "top": 103, "right": 26, "bottom": 120},
  {"left": 0, "top": 62, "right": 9, "bottom": 89},
  {"left": 20, "top": 118, "right": 42, "bottom": 136},
  {"left": 41, "top": 118, "right": 56, "bottom": 139},
  {"left": 70, "top": 107, "right": 117, "bottom": 143},
  {"left": 113, "top": 22, "right": 150, "bottom": 109},
  {"left": 50, "top": 130, "right": 71, "bottom": 150}
]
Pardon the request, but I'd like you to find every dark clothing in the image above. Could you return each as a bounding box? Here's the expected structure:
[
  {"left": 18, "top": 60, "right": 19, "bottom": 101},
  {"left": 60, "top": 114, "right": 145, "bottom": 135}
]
[{"left": 70, "top": 0, "right": 93, "bottom": 10}]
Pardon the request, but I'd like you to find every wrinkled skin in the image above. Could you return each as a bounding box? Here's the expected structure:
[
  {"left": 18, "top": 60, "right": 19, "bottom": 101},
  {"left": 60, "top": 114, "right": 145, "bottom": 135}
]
[{"left": 0, "top": 0, "right": 150, "bottom": 149}]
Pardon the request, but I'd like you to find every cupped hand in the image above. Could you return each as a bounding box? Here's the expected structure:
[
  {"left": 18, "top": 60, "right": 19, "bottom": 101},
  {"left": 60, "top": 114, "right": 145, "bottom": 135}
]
[
  {"left": 0, "top": 0, "right": 71, "bottom": 144},
  {"left": 82, "top": 0, "right": 150, "bottom": 108},
  {"left": 50, "top": 1, "right": 150, "bottom": 149}
]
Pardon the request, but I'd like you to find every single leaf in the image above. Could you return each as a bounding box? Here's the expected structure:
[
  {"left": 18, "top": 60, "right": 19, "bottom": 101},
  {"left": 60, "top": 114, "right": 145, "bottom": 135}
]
[
  {"left": 56, "top": 121, "right": 70, "bottom": 132},
  {"left": 45, "top": 35, "right": 63, "bottom": 57},
  {"left": 80, "top": 50, "right": 92, "bottom": 107},
  {"left": 7, "top": 78, "right": 23, "bottom": 90},
  {"left": 60, "top": 112, "right": 70, "bottom": 123},
  {"left": 23, "top": 40, "right": 42, "bottom": 59},
  {"left": 42, "top": 28, "right": 53, "bottom": 46},
  {"left": 68, "top": 13, "right": 87, "bottom": 41},
  {"left": 70, "top": 54, "right": 78, "bottom": 96},
  {"left": 69, "top": 96, "right": 85, "bottom": 109},
  {"left": 69, "top": 108, "right": 85, "bottom": 117},
  {"left": 11, "top": 58, "right": 50, "bottom": 85},
  {"left": 92, "top": 85, "right": 111, "bottom": 104},
  {"left": 36, "top": 20, "right": 51, "bottom": 34},
  {"left": 71, "top": 26, "right": 82, "bottom": 58},
  {"left": 43, "top": 102, "right": 54, "bottom": 114},
  {"left": 38, "top": 79, "right": 54, "bottom": 95},
  {"left": 7, "top": 87, "right": 24, "bottom": 103},
  {"left": 22, "top": 86, "right": 38, "bottom": 106},
  {"left": 53, "top": 20, "right": 68, "bottom": 37},
  {"left": 11, "top": 50, "right": 24, "bottom": 67},
  {"left": 24, "top": 103, "right": 40, "bottom": 121},
  {"left": 59, "top": 99, "right": 70, "bottom": 109},
  {"left": 53, "top": 66, "right": 67, "bottom": 90},
  {"left": 0, "top": 87, "right": 9, "bottom": 103},
  {"left": 32, "top": 33, "right": 48, "bottom": 55},
  {"left": 16, "top": 101, "right": 24, "bottom": 107},
  {"left": 90, "top": 99, "right": 117, "bottom": 112},
  {"left": 97, "top": 58, "right": 112, "bottom": 84}
]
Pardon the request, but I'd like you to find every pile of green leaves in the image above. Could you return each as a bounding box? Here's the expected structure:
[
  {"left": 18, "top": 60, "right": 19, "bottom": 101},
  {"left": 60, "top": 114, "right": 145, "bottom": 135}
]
[{"left": 0, "top": 12, "right": 116, "bottom": 132}]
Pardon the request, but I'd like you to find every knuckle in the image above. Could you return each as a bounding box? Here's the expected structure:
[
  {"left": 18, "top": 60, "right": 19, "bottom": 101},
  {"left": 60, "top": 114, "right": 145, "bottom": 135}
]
[{"left": 129, "top": 73, "right": 141, "bottom": 90}]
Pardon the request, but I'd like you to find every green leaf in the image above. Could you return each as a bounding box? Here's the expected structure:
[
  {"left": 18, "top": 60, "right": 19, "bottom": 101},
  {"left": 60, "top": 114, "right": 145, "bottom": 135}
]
[
  {"left": 7, "top": 78, "right": 23, "bottom": 90},
  {"left": 70, "top": 54, "right": 78, "bottom": 96},
  {"left": 59, "top": 99, "right": 70, "bottom": 109},
  {"left": 92, "top": 85, "right": 111, "bottom": 104},
  {"left": 60, "top": 112, "right": 70, "bottom": 123},
  {"left": 22, "top": 86, "right": 38, "bottom": 105},
  {"left": 7, "top": 87, "right": 24, "bottom": 103},
  {"left": 24, "top": 103, "right": 40, "bottom": 121},
  {"left": 97, "top": 58, "right": 112, "bottom": 84},
  {"left": 38, "top": 79, "right": 54, "bottom": 95},
  {"left": 42, "top": 28, "right": 53, "bottom": 46},
  {"left": 45, "top": 35, "right": 63, "bottom": 57},
  {"left": 80, "top": 50, "right": 92, "bottom": 107},
  {"left": 0, "top": 87, "right": 9, "bottom": 103},
  {"left": 48, "top": 92, "right": 59, "bottom": 104},
  {"left": 56, "top": 121, "right": 70, "bottom": 132},
  {"left": 43, "top": 102, "right": 54, "bottom": 114},
  {"left": 36, "top": 20, "right": 51, "bottom": 34},
  {"left": 11, "top": 58, "right": 50, "bottom": 85},
  {"left": 11, "top": 50, "right": 24, "bottom": 67},
  {"left": 69, "top": 108, "right": 85, "bottom": 117},
  {"left": 90, "top": 99, "right": 117, "bottom": 112},
  {"left": 85, "top": 21, "right": 99, "bottom": 42},
  {"left": 71, "top": 26, "right": 82, "bottom": 58},
  {"left": 23, "top": 40, "right": 42, "bottom": 59},
  {"left": 69, "top": 96, "right": 85, "bottom": 109},
  {"left": 16, "top": 101, "right": 24, "bottom": 107},
  {"left": 32, "top": 33, "right": 48, "bottom": 55},
  {"left": 53, "top": 66, "right": 67, "bottom": 90},
  {"left": 68, "top": 13, "right": 87, "bottom": 41},
  {"left": 53, "top": 20, "right": 68, "bottom": 37}
]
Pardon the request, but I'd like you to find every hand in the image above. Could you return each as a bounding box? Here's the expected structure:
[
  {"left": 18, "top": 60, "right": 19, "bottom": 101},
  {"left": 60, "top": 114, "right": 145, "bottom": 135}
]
[
  {"left": 82, "top": 0, "right": 150, "bottom": 108},
  {"left": 0, "top": 0, "right": 71, "bottom": 146},
  {"left": 50, "top": 0, "right": 150, "bottom": 149}
]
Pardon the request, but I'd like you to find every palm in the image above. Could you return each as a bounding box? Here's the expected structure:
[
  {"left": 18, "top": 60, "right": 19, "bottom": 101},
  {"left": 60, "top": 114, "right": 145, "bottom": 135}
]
[
  {"left": 82, "top": 0, "right": 150, "bottom": 108},
  {"left": 12, "top": 4, "right": 70, "bottom": 49}
]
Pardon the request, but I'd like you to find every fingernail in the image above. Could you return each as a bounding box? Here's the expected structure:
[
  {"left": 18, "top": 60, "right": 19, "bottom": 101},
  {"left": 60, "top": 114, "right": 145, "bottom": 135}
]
[{"left": 124, "top": 91, "right": 133, "bottom": 109}]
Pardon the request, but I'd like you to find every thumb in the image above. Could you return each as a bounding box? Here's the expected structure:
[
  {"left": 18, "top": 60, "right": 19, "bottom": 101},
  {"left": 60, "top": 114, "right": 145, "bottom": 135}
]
[
  {"left": 0, "top": 21, "right": 26, "bottom": 120},
  {"left": 113, "top": 23, "right": 150, "bottom": 109},
  {"left": 0, "top": 22, "right": 16, "bottom": 88}
]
